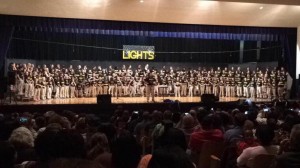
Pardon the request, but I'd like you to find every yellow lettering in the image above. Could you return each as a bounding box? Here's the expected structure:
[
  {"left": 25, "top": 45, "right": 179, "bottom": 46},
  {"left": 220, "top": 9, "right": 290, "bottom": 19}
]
[
  {"left": 122, "top": 51, "right": 130, "bottom": 59},
  {"left": 148, "top": 52, "right": 154, "bottom": 60},
  {"left": 136, "top": 51, "right": 143, "bottom": 59},
  {"left": 122, "top": 50, "right": 155, "bottom": 60},
  {"left": 131, "top": 51, "right": 137, "bottom": 59}
]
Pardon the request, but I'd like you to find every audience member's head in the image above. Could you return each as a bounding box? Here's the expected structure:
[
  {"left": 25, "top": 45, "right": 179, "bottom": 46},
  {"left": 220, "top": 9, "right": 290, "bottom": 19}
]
[
  {"left": 181, "top": 113, "right": 195, "bottom": 129},
  {"left": 243, "top": 120, "right": 254, "bottom": 131},
  {"left": 290, "top": 124, "right": 300, "bottom": 151},
  {"left": 152, "top": 110, "right": 163, "bottom": 124},
  {"left": 141, "top": 111, "right": 151, "bottom": 121},
  {"left": 35, "top": 116, "right": 46, "bottom": 130},
  {"left": 189, "top": 109, "right": 199, "bottom": 125},
  {"left": 163, "top": 110, "right": 173, "bottom": 120},
  {"left": 153, "top": 123, "right": 187, "bottom": 151},
  {"left": 201, "top": 114, "right": 215, "bottom": 130},
  {"left": 86, "top": 133, "right": 110, "bottom": 160},
  {"left": 35, "top": 129, "right": 85, "bottom": 163},
  {"left": 267, "top": 118, "right": 278, "bottom": 130},
  {"left": 75, "top": 117, "right": 87, "bottom": 134},
  {"left": 244, "top": 130, "right": 254, "bottom": 139},
  {"left": 234, "top": 113, "right": 247, "bottom": 127},
  {"left": 196, "top": 107, "right": 209, "bottom": 123},
  {"left": 98, "top": 123, "right": 117, "bottom": 148},
  {"left": 281, "top": 114, "right": 300, "bottom": 132},
  {"left": 218, "top": 111, "right": 233, "bottom": 128},
  {"left": 44, "top": 111, "right": 56, "bottom": 121},
  {"left": 61, "top": 110, "right": 78, "bottom": 126},
  {"left": 9, "top": 126, "right": 34, "bottom": 150},
  {"left": 0, "top": 118, "right": 19, "bottom": 141},
  {"left": 148, "top": 146, "right": 194, "bottom": 168},
  {"left": 48, "top": 114, "right": 71, "bottom": 129},
  {"left": 212, "top": 113, "right": 223, "bottom": 130},
  {"left": 231, "top": 108, "right": 241, "bottom": 117},
  {"left": 255, "top": 125, "right": 275, "bottom": 146},
  {"left": 0, "top": 141, "right": 16, "bottom": 168},
  {"left": 172, "top": 112, "right": 181, "bottom": 124},
  {"left": 111, "top": 133, "right": 141, "bottom": 168}
]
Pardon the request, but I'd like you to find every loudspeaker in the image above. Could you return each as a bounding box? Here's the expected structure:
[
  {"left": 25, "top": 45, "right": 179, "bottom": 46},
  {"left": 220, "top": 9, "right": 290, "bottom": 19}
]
[
  {"left": 201, "top": 94, "right": 218, "bottom": 104},
  {"left": 7, "top": 71, "right": 16, "bottom": 85},
  {"left": 97, "top": 94, "right": 111, "bottom": 104}
]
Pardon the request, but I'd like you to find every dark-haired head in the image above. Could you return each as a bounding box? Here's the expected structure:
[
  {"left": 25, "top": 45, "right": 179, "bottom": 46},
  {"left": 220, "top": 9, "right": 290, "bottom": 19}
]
[
  {"left": 0, "top": 118, "right": 19, "bottom": 141},
  {"left": 196, "top": 107, "right": 210, "bottom": 123},
  {"left": 153, "top": 124, "right": 187, "bottom": 151},
  {"left": 163, "top": 110, "right": 173, "bottom": 120},
  {"left": 255, "top": 125, "right": 275, "bottom": 146},
  {"left": 0, "top": 141, "right": 15, "bottom": 168},
  {"left": 148, "top": 146, "right": 194, "bottom": 168},
  {"left": 35, "top": 129, "right": 85, "bottom": 163},
  {"left": 201, "top": 114, "right": 215, "bottom": 130},
  {"left": 111, "top": 133, "right": 141, "bottom": 168},
  {"left": 234, "top": 113, "right": 247, "bottom": 127}
]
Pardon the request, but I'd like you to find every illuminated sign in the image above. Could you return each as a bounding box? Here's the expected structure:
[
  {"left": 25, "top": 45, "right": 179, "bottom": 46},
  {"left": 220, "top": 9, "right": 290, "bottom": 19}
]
[{"left": 122, "top": 45, "right": 155, "bottom": 60}]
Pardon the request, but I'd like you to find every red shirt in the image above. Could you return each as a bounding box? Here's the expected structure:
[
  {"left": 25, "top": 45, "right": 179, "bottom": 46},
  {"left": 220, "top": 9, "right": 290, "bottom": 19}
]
[
  {"left": 189, "top": 129, "right": 224, "bottom": 153},
  {"left": 236, "top": 138, "right": 260, "bottom": 155}
]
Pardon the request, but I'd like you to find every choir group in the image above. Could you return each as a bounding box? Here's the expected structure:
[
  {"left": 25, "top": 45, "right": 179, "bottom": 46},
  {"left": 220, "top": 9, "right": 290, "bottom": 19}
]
[{"left": 8, "top": 62, "right": 288, "bottom": 101}]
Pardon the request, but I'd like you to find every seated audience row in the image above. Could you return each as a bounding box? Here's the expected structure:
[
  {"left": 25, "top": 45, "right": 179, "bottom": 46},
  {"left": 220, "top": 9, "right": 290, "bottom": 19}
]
[{"left": 0, "top": 101, "right": 300, "bottom": 168}]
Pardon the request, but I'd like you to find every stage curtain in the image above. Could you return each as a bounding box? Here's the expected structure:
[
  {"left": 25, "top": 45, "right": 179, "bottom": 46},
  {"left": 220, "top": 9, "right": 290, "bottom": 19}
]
[
  {"left": 0, "top": 26, "right": 13, "bottom": 79},
  {"left": 9, "top": 30, "right": 241, "bottom": 63}
]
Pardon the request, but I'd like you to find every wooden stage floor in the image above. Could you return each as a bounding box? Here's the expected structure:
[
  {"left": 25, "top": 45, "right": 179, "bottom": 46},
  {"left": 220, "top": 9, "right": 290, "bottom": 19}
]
[{"left": 9, "top": 96, "right": 272, "bottom": 105}]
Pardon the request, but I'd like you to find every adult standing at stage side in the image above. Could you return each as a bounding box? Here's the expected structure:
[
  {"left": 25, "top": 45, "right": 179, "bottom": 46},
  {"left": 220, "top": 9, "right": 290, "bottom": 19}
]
[{"left": 145, "top": 72, "right": 156, "bottom": 102}]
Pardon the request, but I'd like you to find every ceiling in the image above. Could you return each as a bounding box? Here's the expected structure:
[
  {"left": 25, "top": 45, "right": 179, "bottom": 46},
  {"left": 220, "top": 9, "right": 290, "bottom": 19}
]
[{"left": 0, "top": 0, "right": 300, "bottom": 27}]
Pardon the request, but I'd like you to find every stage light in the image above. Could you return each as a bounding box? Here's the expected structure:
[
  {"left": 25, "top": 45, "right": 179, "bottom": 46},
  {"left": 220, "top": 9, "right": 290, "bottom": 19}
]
[{"left": 140, "top": 0, "right": 144, "bottom": 3}]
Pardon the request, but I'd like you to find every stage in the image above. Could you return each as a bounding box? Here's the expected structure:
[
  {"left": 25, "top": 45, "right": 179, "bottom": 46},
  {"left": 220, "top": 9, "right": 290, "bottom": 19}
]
[
  {"left": 11, "top": 96, "right": 244, "bottom": 105},
  {"left": 0, "top": 96, "right": 273, "bottom": 117}
]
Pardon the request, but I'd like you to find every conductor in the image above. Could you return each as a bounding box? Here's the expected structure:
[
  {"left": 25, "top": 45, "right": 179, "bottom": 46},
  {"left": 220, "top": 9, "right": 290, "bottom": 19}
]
[{"left": 145, "top": 71, "right": 156, "bottom": 102}]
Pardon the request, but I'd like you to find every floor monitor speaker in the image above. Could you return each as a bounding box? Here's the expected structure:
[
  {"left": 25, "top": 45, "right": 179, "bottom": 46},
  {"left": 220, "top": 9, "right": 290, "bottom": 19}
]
[
  {"left": 201, "top": 94, "right": 218, "bottom": 104},
  {"left": 97, "top": 94, "right": 112, "bottom": 105}
]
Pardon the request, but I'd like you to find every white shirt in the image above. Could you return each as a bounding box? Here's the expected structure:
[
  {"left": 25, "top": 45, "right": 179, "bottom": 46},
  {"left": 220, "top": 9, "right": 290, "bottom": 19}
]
[{"left": 237, "top": 145, "right": 279, "bottom": 167}]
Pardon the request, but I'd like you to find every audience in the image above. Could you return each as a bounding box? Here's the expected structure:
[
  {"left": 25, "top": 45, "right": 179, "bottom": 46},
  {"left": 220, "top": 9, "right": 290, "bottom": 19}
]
[
  {"left": 0, "top": 100, "right": 299, "bottom": 168},
  {"left": 8, "top": 126, "right": 36, "bottom": 164},
  {"left": 111, "top": 132, "right": 141, "bottom": 168},
  {"left": 224, "top": 112, "right": 247, "bottom": 146},
  {"left": 237, "top": 125, "right": 279, "bottom": 167},
  {"left": 236, "top": 120, "right": 259, "bottom": 155},
  {"left": 189, "top": 114, "right": 224, "bottom": 153},
  {"left": 0, "top": 141, "right": 16, "bottom": 168},
  {"left": 275, "top": 124, "right": 300, "bottom": 168},
  {"left": 139, "top": 121, "right": 194, "bottom": 168},
  {"left": 176, "top": 113, "right": 199, "bottom": 143}
]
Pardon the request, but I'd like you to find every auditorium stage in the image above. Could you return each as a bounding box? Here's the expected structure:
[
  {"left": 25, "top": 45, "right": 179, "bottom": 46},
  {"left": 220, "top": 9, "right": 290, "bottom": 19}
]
[
  {"left": 0, "top": 96, "right": 273, "bottom": 116},
  {"left": 11, "top": 96, "right": 246, "bottom": 105}
]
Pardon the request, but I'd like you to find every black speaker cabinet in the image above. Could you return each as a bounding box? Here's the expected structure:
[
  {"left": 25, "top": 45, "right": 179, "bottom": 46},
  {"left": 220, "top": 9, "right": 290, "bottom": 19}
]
[
  {"left": 97, "top": 94, "right": 112, "bottom": 105},
  {"left": 201, "top": 94, "right": 218, "bottom": 104}
]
